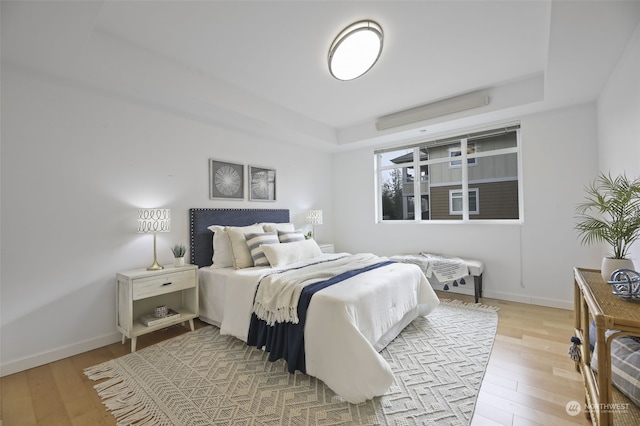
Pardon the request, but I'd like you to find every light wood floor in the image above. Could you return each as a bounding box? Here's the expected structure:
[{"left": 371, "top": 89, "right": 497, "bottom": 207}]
[{"left": 1, "top": 293, "right": 591, "bottom": 426}]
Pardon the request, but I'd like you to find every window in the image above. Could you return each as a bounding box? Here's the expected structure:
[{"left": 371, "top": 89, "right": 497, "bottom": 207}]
[
  {"left": 450, "top": 188, "right": 479, "bottom": 215},
  {"left": 449, "top": 144, "right": 477, "bottom": 168},
  {"left": 375, "top": 125, "right": 521, "bottom": 222}
]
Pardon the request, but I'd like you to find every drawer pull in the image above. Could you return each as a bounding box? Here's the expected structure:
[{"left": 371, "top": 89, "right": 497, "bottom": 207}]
[{"left": 162, "top": 282, "right": 173, "bottom": 286}]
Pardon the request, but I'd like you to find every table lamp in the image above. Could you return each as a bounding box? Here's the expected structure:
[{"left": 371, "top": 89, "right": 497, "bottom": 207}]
[
  {"left": 138, "top": 208, "right": 171, "bottom": 270},
  {"left": 305, "top": 210, "right": 323, "bottom": 239}
]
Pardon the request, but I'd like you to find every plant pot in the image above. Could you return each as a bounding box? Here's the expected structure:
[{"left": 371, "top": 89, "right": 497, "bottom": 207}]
[
  {"left": 601, "top": 257, "right": 635, "bottom": 282},
  {"left": 174, "top": 257, "right": 185, "bottom": 267}
]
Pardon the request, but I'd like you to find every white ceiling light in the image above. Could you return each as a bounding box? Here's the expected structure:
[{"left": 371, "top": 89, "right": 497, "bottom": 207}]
[{"left": 328, "top": 20, "right": 383, "bottom": 81}]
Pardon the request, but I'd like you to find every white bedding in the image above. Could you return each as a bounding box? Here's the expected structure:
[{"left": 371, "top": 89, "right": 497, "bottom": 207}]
[{"left": 197, "top": 253, "right": 440, "bottom": 403}]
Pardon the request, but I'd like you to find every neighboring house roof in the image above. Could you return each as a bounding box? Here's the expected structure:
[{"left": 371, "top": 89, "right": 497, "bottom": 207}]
[{"left": 390, "top": 148, "right": 428, "bottom": 164}]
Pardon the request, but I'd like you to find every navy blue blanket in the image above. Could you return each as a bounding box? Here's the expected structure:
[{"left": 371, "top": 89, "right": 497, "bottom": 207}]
[{"left": 247, "top": 260, "right": 395, "bottom": 374}]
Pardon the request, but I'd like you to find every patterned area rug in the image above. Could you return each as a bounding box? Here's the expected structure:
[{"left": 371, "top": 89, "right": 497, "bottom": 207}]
[{"left": 85, "top": 300, "right": 498, "bottom": 425}]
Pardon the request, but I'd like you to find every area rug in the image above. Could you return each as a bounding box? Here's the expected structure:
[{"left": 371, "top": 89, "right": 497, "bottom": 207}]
[{"left": 85, "top": 300, "right": 498, "bottom": 425}]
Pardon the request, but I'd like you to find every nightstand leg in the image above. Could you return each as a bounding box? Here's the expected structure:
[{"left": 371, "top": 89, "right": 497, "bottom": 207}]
[
  {"left": 121, "top": 334, "right": 125, "bottom": 344},
  {"left": 131, "top": 337, "right": 137, "bottom": 352},
  {"left": 188, "top": 319, "right": 194, "bottom": 331}
]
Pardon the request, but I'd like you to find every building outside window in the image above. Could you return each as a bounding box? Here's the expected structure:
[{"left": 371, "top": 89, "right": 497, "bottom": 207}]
[
  {"left": 376, "top": 125, "right": 521, "bottom": 222},
  {"left": 449, "top": 143, "right": 478, "bottom": 168}
]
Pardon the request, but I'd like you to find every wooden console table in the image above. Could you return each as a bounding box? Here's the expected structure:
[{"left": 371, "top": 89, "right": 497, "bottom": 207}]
[{"left": 573, "top": 267, "right": 640, "bottom": 425}]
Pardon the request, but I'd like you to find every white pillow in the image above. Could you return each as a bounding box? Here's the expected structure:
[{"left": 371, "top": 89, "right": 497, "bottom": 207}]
[
  {"left": 262, "top": 222, "right": 295, "bottom": 233},
  {"left": 207, "top": 225, "right": 233, "bottom": 268},
  {"left": 262, "top": 239, "right": 322, "bottom": 268},
  {"left": 226, "top": 224, "right": 265, "bottom": 269}
]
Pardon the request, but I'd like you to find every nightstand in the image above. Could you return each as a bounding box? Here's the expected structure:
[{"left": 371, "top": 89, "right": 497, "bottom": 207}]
[
  {"left": 318, "top": 243, "right": 335, "bottom": 253},
  {"left": 116, "top": 264, "right": 199, "bottom": 352}
]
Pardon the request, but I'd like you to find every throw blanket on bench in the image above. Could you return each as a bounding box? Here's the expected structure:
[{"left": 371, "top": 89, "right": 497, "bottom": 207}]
[
  {"left": 421, "top": 253, "right": 469, "bottom": 282},
  {"left": 392, "top": 253, "right": 469, "bottom": 282},
  {"left": 248, "top": 254, "right": 395, "bottom": 374}
]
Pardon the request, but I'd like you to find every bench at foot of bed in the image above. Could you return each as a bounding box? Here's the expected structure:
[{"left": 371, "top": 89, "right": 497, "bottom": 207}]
[{"left": 390, "top": 253, "right": 484, "bottom": 303}]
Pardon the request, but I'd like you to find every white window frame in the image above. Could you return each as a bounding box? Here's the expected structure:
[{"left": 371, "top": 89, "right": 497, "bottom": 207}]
[
  {"left": 450, "top": 188, "right": 479, "bottom": 215},
  {"left": 375, "top": 124, "right": 521, "bottom": 223}
]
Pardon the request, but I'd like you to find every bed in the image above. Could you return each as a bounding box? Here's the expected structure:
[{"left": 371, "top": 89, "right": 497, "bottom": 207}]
[{"left": 189, "top": 208, "right": 440, "bottom": 403}]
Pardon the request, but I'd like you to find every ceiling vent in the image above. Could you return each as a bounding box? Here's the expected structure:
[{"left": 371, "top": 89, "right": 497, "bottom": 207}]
[{"left": 376, "top": 92, "right": 489, "bottom": 131}]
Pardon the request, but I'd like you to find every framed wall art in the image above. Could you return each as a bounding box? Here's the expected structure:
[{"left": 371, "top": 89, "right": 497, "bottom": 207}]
[
  {"left": 209, "top": 159, "right": 244, "bottom": 200},
  {"left": 249, "top": 165, "right": 276, "bottom": 201}
]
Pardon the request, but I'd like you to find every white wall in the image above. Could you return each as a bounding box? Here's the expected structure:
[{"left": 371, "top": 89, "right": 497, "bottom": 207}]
[
  {"left": 0, "top": 66, "right": 333, "bottom": 375},
  {"left": 332, "top": 102, "right": 602, "bottom": 309},
  {"left": 597, "top": 20, "right": 640, "bottom": 267}
]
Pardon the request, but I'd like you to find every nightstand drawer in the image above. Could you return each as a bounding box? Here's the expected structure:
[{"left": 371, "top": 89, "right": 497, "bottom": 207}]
[{"left": 132, "top": 270, "right": 195, "bottom": 300}]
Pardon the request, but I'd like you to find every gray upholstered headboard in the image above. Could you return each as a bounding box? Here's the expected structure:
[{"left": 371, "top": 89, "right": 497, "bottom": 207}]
[{"left": 189, "top": 208, "right": 290, "bottom": 268}]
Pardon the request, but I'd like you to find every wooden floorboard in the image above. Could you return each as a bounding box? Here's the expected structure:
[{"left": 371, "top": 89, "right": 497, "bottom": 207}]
[
  {"left": 455, "top": 293, "right": 591, "bottom": 426},
  {"left": 1, "top": 293, "right": 592, "bottom": 425}
]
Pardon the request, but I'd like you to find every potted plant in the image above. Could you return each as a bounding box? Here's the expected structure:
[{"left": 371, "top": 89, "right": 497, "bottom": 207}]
[
  {"left": 575, "top": 172, "right": 640, "bottom": 281},
  {"left": 171, "top": 243, "right": 186, "bottom": 267}
]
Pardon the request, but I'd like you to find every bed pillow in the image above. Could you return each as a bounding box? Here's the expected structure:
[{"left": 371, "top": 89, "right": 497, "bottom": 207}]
[
  {"left": 262, "top": 222, "right": 295, "bottom": 233},
  {"left": 226, "top": 224, "right": 265, "bottom": 269},
  {"left": 262, "top": 239, "right": 322, "bottom": 268},
  {"left": 207, "top": 225, "right": 233, "bottom": 268},
  {"left": 278, "top": 230, "right": 305, "bottom": 243},
  {"left": 245, "top": 231, "right": 280, "bottom": 267}
]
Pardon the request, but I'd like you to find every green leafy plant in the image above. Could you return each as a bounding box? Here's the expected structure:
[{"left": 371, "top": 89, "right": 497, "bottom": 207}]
[
  {"left": 575, "top": 173, "right": 640, "bottom": 259},
  {"left": 171, "top": 243, "right": 186, "bottom": 258}
]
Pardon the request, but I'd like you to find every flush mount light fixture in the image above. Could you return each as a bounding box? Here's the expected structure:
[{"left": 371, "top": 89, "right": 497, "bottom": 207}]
[{"left": 328, "top": 20, "right": 383, "bottom": 81}]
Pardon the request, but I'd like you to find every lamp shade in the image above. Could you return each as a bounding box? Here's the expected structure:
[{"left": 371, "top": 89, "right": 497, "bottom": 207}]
[
  {"left": 138, "top": 209, "right": 171, "bottom": 233},
  {"left": 305, "top": 210, "right": 323, "bottom": 225}
]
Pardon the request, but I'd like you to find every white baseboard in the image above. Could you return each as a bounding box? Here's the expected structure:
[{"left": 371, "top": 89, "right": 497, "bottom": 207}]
[
  {"left": 1, "top": 331, "right": 121, "bottom": 377},
  {"left": 482, "top": 289, "right": 573, "bottom": 310}
]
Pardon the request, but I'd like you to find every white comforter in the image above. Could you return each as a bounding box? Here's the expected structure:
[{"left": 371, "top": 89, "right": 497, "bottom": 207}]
[
  {"left": 215, "top": 253, "right": 440, "bottom": 403},
  {"left": 253, "top": 253, "right": 385, "bottom": 325}
]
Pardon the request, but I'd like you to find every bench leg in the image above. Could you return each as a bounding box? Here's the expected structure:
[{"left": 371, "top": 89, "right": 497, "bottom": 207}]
[{"left": 474, "top": 274, "right": 483, "bottom": 303}]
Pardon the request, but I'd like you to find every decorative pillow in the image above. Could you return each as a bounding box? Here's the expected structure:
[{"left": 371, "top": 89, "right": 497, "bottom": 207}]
[
  {"left": 207, "top": 225, "right": 233, "bottom": 268},
  {"left": 262, "top": 239, "right": 322, "bottom": 268},
  {"left": 591, "top": 330, "right": 640, "bottom": 408},
  {"left": 226, "top": 224, "right": 265, "bottom": 269},
  {"left": 262, "top": 222, "right": 295, "bottom": 233},
  {"left": 245, "top": 232, "right": 280, "bottom": 267},
  {"left": 278, "top": 230, "right": 305, "bottom": 243}
]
